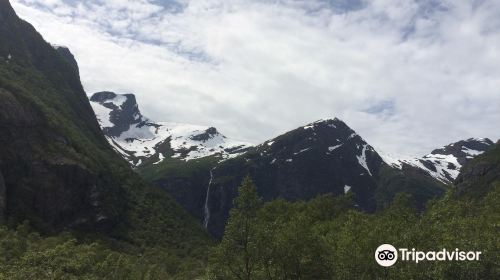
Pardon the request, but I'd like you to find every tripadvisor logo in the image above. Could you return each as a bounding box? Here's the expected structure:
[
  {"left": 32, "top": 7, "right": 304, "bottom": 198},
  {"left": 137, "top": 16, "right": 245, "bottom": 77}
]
[
  {"left": 375, "top": 244, "right": 398, "bottom": 267},
  {"left": 375, "top": 244, "right": 482, "bottom": 267}
]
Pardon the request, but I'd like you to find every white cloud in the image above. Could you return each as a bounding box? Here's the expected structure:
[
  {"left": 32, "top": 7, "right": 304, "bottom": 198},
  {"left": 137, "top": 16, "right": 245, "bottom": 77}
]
[{"left": 11, "top": 0, "right": 500, "bottom": 156}]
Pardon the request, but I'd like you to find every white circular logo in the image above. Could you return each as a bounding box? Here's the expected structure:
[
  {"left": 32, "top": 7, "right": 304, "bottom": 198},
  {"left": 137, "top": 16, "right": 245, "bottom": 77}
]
[{"left": 375, "top": 244, "right": 398, "bottom": 267}]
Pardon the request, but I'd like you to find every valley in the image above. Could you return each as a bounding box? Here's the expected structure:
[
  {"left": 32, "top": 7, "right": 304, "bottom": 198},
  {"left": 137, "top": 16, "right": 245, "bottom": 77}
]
[{"left": 0, "top": 0, "right": 498, "bottom": 279}]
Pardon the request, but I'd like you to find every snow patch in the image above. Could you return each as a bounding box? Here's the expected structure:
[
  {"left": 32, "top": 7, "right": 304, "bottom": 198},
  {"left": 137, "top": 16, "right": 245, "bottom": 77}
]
[
  {"left": 328, "top": 144, "right": 342, "bottom": 152},
  {"left": 109, "top": 94, "right": 127, "bottom": 107},
  {"left": 90, "top": 102, "right": 113, "bottom": 127},
  {"left": 51, "top": 44, "right": 68, "bottom": 50},
  {"left": 303, "top": 124, "right": 314, "bottom": 130},
  {"left": 347, "top": 132, "right": 357, "bottom": 139},
  {"left": 107, "top": 121, "right": 250, "bottom": 164},
  {"left": 461, "top": 147, "right": 482, "bottom": 157},
  {"left": 379, "top": 152, "right": 403, "bottom": 169},
  {"left": 344, "top": 185, "right": 351, "bottom": 194},
  {"left": 153, "top": 153, "right": 165, "bottom": 165},
  {"left": 356, "top": 144, "right": 372, "bottom": 176},
  {"left": 294, "top": 147, "right": 311, "bottom": 155}
]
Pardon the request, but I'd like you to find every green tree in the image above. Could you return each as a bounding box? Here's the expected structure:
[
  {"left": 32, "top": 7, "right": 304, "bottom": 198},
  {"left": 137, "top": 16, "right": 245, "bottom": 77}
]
[{"left": 209, "top": 176, "right": 263, "bottom": 280}]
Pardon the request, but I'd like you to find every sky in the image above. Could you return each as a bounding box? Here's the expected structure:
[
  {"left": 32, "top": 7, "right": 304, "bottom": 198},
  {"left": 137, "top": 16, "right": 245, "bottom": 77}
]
[{"left": 11, "top": 0, "right": 500, "bottom": 157}]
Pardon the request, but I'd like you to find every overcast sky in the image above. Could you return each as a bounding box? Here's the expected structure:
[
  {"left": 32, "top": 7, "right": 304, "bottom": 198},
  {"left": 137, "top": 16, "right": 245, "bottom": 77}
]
[{"left": 11, "top": 0, "right": 500, "bottom": 157}]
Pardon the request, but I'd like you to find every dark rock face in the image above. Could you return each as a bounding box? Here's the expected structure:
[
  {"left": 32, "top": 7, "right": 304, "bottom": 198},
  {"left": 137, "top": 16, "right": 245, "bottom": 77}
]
[
  {"left": 191, "top": 127, "right": 220, "bottom": 141},
  {"left": 0, "top": 170, "right": 5, "bottom": 222},
  {"left": 0, "top": 87, "right": 122, "bottom": 232},
  {"left": 419, "top": 159, "right": 438, "bottom": 172},
  {"left": 89, "top": 91, "right": 117, "bottom": 103},
  {"left": 54, "top": 46, "right": 79, "bottom": 77},
  {"left": 0, "top": 1, "right": 210, "bottom": 254},
  {"left": 204, "top": 119, "right": 386, "bottom": 237},
  {"left": 5, "top": 160, "right": 122, "bottom": 231},
  {"left": 154, "top": 169, "right": 213, "bottom": 221},
  {"left": 137, "top": 118, "right": 445, "bottom": 238},
  {"left": 0, "top": 3, "right": 124, "bottom": 233},
  {"left": 454, "top": 141, "right": 500, "bottom": 197},
  {"left": 90, "top": 91, "right": 157, "bottom": 138}
]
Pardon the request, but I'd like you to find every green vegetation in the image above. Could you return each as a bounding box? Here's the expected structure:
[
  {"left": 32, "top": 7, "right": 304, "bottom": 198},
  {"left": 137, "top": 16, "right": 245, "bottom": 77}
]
[
  {"left": 0, "top": 222, "right": 207, "bottom": 280},
  {"left": 208, "top": 176, "right": 263, "bottom": 279},
  {"left": 455, "top": 142, "right": 500, "bottom": 198},
  {"left": 138, "top": 156, "right": 218, "bottom": 184},
  {"left": 0, "top": 4, "right": 212, "bottom": 278},
  {"left": 208, "top": 177, "right": 500, "bottom": 280},
  {"left": 1, "top": 3, "right": 498, "bottom": 279},
  {"left": 0, "top": 58, "right": 212, "bottom": 277},
  {"left": 375, "top": 165, "right": 447, "bottom": 211}
]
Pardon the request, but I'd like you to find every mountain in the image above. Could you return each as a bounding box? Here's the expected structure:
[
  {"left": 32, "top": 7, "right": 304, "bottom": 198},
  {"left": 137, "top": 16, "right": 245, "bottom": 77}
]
[
  {"left": 206, "top": 144, "right": 500, "bottom": 280},
  {"left": 0, "top": 1, "right": 209, "bottom": 276},
  {"left": 381, "top": 138, "right": 494, "bottom": 183},
  {"left": 88, "top": 91, "right": 487, "bottom": 237},
  {"left": 89, "top": 92, "right": 493, "bottom": 238},
  {"left": 89, "top": 91, "right": 251, "bottom": 166},
  {"left": 0, "top": 0, "right": 113, "bottom": 230},
  {"left": 86, "top": 94, "right": 444, "bottom": 235},
  {"left": 201, "top": 118, "right": 448, "bottom": 236}
]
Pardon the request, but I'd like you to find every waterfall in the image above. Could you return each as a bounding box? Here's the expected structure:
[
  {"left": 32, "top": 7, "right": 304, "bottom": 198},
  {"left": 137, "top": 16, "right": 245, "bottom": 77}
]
[{"left": 203, "top": 167, "right": 216, "bottom": 229}]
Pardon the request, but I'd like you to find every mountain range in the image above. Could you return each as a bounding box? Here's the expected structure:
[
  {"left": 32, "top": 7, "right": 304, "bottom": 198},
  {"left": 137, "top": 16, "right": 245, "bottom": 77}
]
[
  {"left": 1, "top": 0, "right": 499, "bottom": 277},
  {"left": 88, "top": 90, "right": 494, "bottom": 237}
]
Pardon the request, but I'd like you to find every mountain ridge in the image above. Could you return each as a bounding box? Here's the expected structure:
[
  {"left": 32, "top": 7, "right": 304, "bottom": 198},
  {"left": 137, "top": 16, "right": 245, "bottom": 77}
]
[
  {"left": 201, "top": 118, "right": 447, "bottom": 236},
  {"left": 380, "top": 138, "right": 494, "bottom": 183},
  {"left": 89, "top": 91, "right": 252, "bottom": 166},
  {"left": 89, "top": 89, "right": 494, "bottom": 185},
  {"left": 87, "top": 92, "right": 492, "bottom": 237}
]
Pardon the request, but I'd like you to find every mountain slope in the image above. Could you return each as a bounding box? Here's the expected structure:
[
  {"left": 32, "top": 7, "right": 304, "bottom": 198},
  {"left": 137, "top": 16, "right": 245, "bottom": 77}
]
[
  {"left": 202, "top": 118, "right": 446, "bottom": 236},
  {"left": 0, "top": 0, "right": 116, "bottom": 230},
  {"left": 94, "top": 95, "right": 445, "bottom": 234},
  {"left": 381, "top": 138, "right": 494, "bottom": 183},
  {"left": 52, "top": 44, "right": 79, "bottom": 76},
  {"left": 455, "top": 140, "right": 500, "bottom": 197},
  {"left": 90, "top": 93, "right": 490, "bottom": 238},
  {"left": 89, "top": 91, "right": 251, "bottom": 166},
  {"left": 0, "top": 1, "right": 209, "bottom": 276}
]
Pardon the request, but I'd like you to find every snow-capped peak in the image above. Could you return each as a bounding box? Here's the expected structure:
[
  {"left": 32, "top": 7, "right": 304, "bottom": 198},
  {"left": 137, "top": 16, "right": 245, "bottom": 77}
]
[
  {"left": 254, "top": 117, "right": 382, "bottom": 178},
  {"left": 89, "top": 92, "right": 252, "bottom": 166},
  {"left": 302, "top": 118, "right": 343, "bottom": 130},
  {"left": 378, "top": 138, "right": 494, "bottom": 183},
  {"left": 90, "top": 92, "right": 131, "bottom": 128}
]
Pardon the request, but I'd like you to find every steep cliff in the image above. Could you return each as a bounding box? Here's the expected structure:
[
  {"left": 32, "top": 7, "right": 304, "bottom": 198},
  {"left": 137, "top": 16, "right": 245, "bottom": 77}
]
[{"left": 0, "top": 0, "right": 209, "bottom": 261}]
